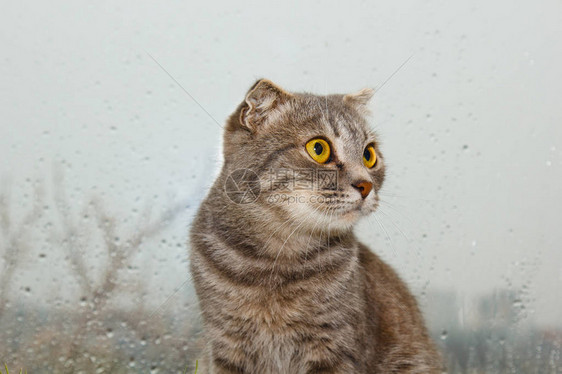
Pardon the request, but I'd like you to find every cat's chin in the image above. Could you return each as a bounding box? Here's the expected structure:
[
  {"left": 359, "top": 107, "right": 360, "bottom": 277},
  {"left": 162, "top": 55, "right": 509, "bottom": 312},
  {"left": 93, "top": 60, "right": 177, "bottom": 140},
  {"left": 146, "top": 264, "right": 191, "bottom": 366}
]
[
  {"left": 332, "top": 206, "right": 374, "bottom": 228},
  {"left": 330, "top": 210, "right": 362, "bottom": 231},
  {"left": 284, "top": 202, "right": 366, "bottom": 234}
]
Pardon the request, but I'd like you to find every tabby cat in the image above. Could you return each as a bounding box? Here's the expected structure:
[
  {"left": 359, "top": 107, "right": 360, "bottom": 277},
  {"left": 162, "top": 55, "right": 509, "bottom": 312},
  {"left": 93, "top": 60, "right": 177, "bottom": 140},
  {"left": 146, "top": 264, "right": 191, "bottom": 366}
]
[{"left": 189, "top": 79, "right": 442, "bottom": 373}]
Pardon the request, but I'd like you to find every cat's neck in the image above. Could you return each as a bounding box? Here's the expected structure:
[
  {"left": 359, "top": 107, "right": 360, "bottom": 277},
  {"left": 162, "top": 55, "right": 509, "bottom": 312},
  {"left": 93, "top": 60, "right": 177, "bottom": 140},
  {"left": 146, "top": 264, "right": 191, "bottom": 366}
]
[{"left": 204, "top": 186, "right": 356, "bottom": 261}]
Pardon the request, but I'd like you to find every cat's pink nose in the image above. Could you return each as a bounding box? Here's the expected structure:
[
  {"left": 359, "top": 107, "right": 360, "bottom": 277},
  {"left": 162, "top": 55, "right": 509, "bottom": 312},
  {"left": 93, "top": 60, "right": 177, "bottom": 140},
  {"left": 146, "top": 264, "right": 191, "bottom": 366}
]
[{"left": 352, "top": 181, "right": 373, "bottom": 199}]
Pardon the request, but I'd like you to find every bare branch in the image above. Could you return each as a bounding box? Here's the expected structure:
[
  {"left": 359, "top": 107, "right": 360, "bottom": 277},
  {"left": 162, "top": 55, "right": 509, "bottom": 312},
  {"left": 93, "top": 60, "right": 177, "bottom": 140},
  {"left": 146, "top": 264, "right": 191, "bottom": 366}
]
[{"left": 0, "top": 181, "right": 45, "bottom": 318}]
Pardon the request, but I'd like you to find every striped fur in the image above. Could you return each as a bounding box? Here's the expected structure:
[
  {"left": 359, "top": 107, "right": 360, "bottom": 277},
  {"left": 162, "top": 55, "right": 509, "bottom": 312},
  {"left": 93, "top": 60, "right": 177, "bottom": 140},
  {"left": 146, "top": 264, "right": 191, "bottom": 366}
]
[{"left": 189, "top": 80, "right": 442, "bottom": 373}]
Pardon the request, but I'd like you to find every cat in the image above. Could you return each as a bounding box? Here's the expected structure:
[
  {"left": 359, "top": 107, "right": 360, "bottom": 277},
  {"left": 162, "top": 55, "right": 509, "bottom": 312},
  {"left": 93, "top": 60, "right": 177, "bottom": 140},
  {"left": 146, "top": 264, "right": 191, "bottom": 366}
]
[{"left": 189, "top": 79, "right": 442, "bottom": 373}]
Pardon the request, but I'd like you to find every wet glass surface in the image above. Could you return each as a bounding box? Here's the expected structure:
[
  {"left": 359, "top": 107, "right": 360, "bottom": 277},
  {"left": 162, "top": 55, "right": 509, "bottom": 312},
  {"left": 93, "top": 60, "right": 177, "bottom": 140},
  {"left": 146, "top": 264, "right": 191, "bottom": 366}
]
[{"left": 1, "top": 1, "right": 561, "bottom": 372}]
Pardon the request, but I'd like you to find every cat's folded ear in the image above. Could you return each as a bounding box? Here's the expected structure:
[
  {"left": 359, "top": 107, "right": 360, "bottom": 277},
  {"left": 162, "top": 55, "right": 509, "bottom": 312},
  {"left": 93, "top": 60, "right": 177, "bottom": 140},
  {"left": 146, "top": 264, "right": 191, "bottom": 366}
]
[
  {"left": 240, "top": 79, "right": 292, "bottom": 132},
  {"left": 343, "top": 88, "right": 374, "bottom": 115}
]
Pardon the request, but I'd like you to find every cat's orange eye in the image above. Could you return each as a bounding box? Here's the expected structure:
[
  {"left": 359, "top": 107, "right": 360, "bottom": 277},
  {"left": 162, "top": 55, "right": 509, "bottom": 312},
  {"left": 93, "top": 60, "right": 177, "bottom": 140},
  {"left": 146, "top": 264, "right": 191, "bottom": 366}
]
[
  {"left": 363, "top": 144, "right": 377, "bottom": 168},
  {"left": 306, "top": 138, "right": 331, "bottom": 164}
]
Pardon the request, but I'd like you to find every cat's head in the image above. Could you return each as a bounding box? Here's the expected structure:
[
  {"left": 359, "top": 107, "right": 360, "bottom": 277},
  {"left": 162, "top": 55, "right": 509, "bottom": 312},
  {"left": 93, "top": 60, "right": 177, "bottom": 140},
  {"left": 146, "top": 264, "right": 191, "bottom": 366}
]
[{"left": 222, "top": 79, "right": 385, "bottom": 233}]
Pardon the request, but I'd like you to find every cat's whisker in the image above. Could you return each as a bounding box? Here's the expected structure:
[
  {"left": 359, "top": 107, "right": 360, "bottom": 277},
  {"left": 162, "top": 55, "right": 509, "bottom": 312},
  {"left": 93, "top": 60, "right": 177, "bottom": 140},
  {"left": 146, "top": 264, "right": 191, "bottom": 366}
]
[
  {"left": 375, "top": 208, "right": 423, "bottom": 264},
  {"left": 326, "top": 205, "right": 337, "bottom": 268},
  {"left": 375, "top": 210, "right": 421, "bottom": 261},
  {"left": 302, "top": 203, "right": 326, "bottom": 278},
  {"left": 378, "top": 196, "right": 414, "bottom": 210},
  {"left": 268, "top": 203, "right": 323, "bottom": 285},
  {"left": 377, "top": 198, "right": 415, "bottom": 227},
  {"left": 309, "top": 203, "right": 336, "bottom": 273},
  {"left": 378, "top": 192, "right": 438, "bottom": 202},
  {"left": 262, "top": 215, "right": 298, "bottom": 253},
  {"left": 376, "top": 207, "right": 410, "bottom": 242},
  {"left": 370, "top": 214, "right": 397, "bottom": 256},
  {"left": 261, "top": 199, "right": 313, "bottom": 253}
]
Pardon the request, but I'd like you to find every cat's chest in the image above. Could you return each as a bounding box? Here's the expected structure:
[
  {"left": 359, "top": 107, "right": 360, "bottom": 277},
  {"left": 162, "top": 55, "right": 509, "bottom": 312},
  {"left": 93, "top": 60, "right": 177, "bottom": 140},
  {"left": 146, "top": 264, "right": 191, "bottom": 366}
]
[
  {"left": 202, "top": 289, "right": 302, "bottom": 370},
  {"left": 228, "top": 286, "right": 360, "bottom": 373},
  {"left": 228, "top": 285, "right": 317, "bottom": 328},
  {"left": 224, "top": 281, "right": 354, "bottom": 333},
  {"left": 246, "top": 326, "right": 304, "bottom": 373}
]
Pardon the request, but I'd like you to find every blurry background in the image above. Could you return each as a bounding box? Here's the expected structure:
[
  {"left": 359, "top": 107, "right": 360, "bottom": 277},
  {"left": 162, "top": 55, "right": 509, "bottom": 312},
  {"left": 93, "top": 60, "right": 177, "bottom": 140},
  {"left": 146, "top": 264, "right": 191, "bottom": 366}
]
[{"left": 1, "top": 0, "right": 561, "bottom": 372}]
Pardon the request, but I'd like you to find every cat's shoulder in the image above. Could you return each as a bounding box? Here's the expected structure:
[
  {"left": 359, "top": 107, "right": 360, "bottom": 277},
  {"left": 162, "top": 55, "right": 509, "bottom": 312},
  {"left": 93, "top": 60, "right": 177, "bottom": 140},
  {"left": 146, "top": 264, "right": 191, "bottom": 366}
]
[
  {"left": 357, "top": 242, "right": 442, "bottom": 371},
  {"left": 356, "top": 242, "right": 419, "bottom": 309},
  {"left": 357, "top": 242, "right": 403, "bottom": 284}
]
